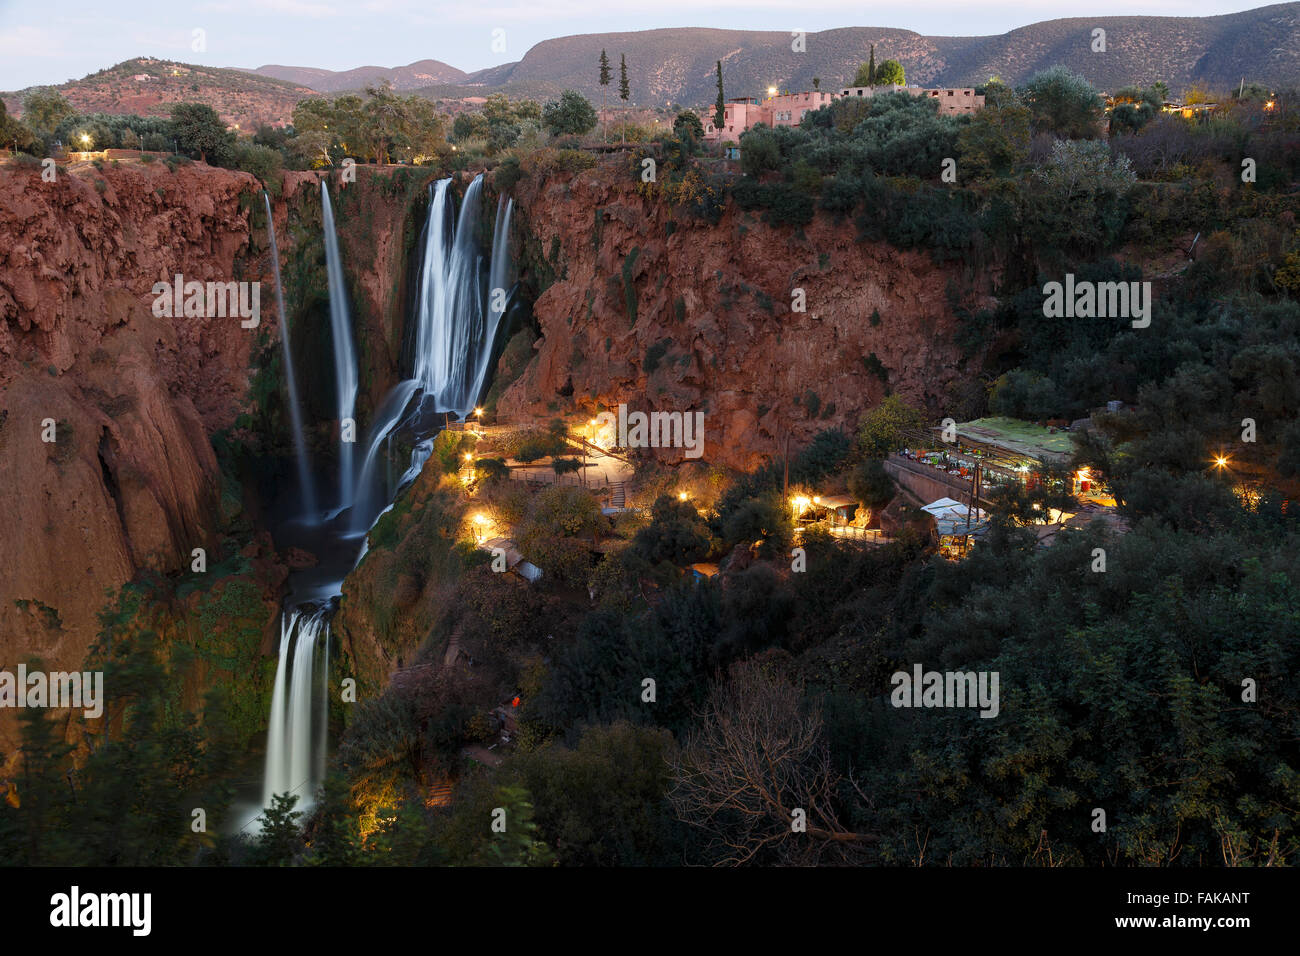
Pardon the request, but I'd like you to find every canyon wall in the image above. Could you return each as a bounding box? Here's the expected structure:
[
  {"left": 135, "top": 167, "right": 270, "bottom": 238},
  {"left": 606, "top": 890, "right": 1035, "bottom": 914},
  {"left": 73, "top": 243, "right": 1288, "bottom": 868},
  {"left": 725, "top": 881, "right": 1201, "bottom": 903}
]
[
  {"left": 0, "top": 160, "right": 424, "bottom": 764},
  {"left": 0, "top": 160, "right": 258, "bottom": 762},
  {"left": 498, "top": 162, "right": 997, "bottom": 472}
]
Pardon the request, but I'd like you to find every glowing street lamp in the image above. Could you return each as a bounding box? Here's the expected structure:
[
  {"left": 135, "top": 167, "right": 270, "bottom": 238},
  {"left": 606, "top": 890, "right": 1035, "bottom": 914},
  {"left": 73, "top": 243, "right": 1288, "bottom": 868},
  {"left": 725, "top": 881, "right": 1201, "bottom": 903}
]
[
  {"left": 678, "top": 491, "right": 689, "bottom": 502},
  {"left": 80, "top": 133, "right": 91, "bottom": 149},
  {"left": 1213, "top": 455, "right": 1230, "bottom": 470},
  {"left": 767, "top": 86, "right": 778, "bottom": 97},
  {"left": 472, "top": 512, "right": 488, "bottom": 543}
]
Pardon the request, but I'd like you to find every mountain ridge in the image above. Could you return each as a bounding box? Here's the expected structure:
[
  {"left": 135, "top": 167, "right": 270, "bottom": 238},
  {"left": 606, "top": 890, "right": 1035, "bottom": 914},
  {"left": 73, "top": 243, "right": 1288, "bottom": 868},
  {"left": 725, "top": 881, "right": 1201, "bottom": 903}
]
[{"left": 4, "top": 6, "right": 1295, "bottom": 127}]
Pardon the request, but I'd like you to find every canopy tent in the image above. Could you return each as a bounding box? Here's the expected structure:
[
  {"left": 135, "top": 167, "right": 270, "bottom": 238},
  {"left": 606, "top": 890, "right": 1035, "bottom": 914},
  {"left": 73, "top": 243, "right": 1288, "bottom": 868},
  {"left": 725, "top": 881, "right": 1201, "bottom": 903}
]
[{"left": 921, "top": 497, "right": 989, "bottom": 537}]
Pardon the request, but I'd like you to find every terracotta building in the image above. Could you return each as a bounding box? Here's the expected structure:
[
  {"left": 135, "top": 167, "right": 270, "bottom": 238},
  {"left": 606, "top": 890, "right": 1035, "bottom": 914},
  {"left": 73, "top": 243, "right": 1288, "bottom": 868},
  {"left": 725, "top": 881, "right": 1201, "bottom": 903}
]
[
  {"left": 839, "top": 84, "right": 984, "bottom": 114},
  {"left": 703, "top": 84, "right": 984, "bottom": 142}
]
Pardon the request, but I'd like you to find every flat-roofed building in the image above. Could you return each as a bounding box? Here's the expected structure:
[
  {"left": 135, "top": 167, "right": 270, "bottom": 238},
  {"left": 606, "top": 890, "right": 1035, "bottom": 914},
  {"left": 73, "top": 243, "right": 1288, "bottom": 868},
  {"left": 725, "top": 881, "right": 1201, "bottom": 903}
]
[
  {"left": 838, "top": 84, "right": 985, "bottom": 114},
  {"left": 705, "top": 83, "right": 984, "bottom": 142}
]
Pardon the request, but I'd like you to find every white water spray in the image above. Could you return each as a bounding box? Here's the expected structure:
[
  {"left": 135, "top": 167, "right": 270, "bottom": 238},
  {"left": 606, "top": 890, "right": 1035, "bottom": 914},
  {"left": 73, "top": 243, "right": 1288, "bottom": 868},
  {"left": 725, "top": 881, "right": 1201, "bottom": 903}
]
[
  {"left": 264, "top": 191, "right": 317, "bottom": 517},
  {"left": 261, "top": 604, "right": 331, "bottom": 812},
  {"left": 321, "top": 181, "right": 358, "bottom": 510}
]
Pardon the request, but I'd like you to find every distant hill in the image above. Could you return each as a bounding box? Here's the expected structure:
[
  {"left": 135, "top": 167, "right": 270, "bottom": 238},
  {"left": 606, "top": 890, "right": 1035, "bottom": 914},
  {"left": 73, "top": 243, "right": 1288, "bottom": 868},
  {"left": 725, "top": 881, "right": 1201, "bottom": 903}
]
[
  {"left": 246, "top": 59, "right": 467, "bottom": 93},
  {"left": 4, "top": 6, "right": 1297, "bottom": 127},
  {"left": 1, "top": 57, "right": 315, "bottom": 129},
  {"left": 463, "top": 6, "right": 1300, "bottom": 105}
]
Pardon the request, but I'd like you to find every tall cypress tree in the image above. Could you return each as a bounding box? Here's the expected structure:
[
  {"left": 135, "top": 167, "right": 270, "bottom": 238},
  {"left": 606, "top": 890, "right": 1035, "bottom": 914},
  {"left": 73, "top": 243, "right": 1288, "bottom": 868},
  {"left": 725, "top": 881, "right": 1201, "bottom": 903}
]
[
  {"left": 598, "top": 49, "right": 611, "bottom": 143},
  {"left": 714, "top": 61, "right": 725, "bottom": 129},
  {"left": 618, "top": 54, "right": 630, "bottom": 144},
  {"left": 867, "top": 45, "right": 876, "bottom": 86}
]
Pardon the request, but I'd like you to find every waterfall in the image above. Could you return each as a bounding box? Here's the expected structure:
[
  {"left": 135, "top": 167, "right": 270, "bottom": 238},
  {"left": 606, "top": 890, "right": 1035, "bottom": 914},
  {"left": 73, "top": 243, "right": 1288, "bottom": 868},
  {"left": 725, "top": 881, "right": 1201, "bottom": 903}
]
[
  {"left": 257, "top": 173, "right": 515, "bottom": 822},
  {"left": 349, "top": 175, "right": 513, "bottom": 533},
  {"left": 321, "top": 181, "right": 358, "bottom": 511},
  {"left": 473, "top": 194, "right": 515, "bottom": 407},
  {"left": 261, "top": 604, "right": 331, "bottom": 812},
  {"left": 350, "top": 378, "right": 420, "bottom": 532},
  {"left": 411, "top": 174, "right": 508, "bottom": 417},
  {"left": 264, "top": 191, "right": 317, "bottom": 518}
]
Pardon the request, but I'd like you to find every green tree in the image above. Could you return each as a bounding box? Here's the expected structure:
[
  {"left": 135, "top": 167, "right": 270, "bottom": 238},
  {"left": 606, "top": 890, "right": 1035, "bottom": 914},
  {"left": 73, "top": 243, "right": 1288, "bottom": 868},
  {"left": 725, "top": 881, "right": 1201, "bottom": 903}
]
[
  {"left": 714, "top": 61, "right": 725, "bottom": 129},
  {"left": 857, "top": 394, "right": 927, "bottom": 458},
  {"left": 251, "top": 793, "right": 304, "bottom": 866},
  {"left": 1029, "top": 138, "right": 1136, "bottom": 254},
  {"left": 1018, "top": 65, "right": 1103, "bottom": 139},
  {"left": 618, "top": 54, "right": 631, "bottom": 144},
  {"left": 632, "top": 494, "right": 712, "bottom": 565},
  {"left": 599, "top": 49, "right": 612, "bottom": 143},
  {"left": 512, "top": 721, "right": 681, "bottom": 866},
  {"left": 0, "top": 101, "right": 40, "bottom": 154},
  {"left": 875, "top": 59, "right": 905, "bottom": 86},
  {"left": 956, "top": 101, "right": 1031, "bottom": 180},
  {"left": 848, "top": 457, "right": 896, "bottom": 509},
  {"left": 304, "top": 773, "right": 362, "bottom": 865},
  {"left": 673, "top": 110, "right": 704, "bottom": 146},
  {"left": 433, "top": 429, "right": 475, "bottom": 474},
  {"left": 853, "top": 44, "right": 877, "bottom": 87},
  {"left": 21, "top": 90, "right": 75, "bottom": 137},
  {"left": 541, "top": 90, "right": 597, "bottom": 137},
  {"left": 438, "top": 780, "right": 554, "bottom": 866},
  {"left": 169, "top": 102, "right": 233, "bottom": 164},
  {"left": 451, "top": 111, "right": 489, "bottom": 143},
  {"left": 721, "top": 492, "right": 793, "bottom": 558}
]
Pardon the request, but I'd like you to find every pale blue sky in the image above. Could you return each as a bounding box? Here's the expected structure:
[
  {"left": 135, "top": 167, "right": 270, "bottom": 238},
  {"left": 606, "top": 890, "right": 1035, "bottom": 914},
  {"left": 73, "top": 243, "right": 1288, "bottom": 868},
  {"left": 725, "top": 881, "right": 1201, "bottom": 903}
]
[{"left": 0, "top": 0, "right": 1275, "bottom": 90}]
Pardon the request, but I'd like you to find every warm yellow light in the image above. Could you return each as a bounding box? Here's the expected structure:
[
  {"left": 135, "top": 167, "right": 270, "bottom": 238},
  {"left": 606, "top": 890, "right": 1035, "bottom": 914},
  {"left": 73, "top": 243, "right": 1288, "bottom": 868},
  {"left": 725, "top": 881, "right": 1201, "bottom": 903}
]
[
  {"left": 473, "top": 514, "right": 488, "bottom": 525},
  {"left": 813, "top": 496, "right": 821, "bottom": 504},
  {"left": 80, "top": 134, "right": 91, "bottom": 146},
  {"left": 474, "top": 407, "right": 483, "bottom": 417},
  {"left": 791, "top": 495, "right": 811, "bottom": 513},
  {"left": 464, "top": 452, "right": 474, "bottom": 461},
  {"left": 767, "top": 86, "right": 778, "bottom": 96},
  {"left": 1214, "top": 456, "right": 1229, "bottom": 468},
  {"left": 678, "top": 491, "right": 688, "bottom": 501}
]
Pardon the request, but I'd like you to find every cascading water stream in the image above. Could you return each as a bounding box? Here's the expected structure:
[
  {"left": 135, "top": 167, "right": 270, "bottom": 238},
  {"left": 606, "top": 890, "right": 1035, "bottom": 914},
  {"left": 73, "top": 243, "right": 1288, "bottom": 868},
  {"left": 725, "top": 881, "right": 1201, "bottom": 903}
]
[
  {"left": 261, "top": 604, "right": 331, "bottom": 813},
  {"left": 263, "top": 191, "right": 317, "bottom": 518},
  {"left": 258, "top": 173, "right": 514, "bottom": 823},
  {"left": 321, "top": 181, "right": 359, "bottom": 511},
  {"left": 350, "top": 174, "right": 513, "bottom": 534},
  {"left": 470, "top": 195, "right": 515, "bottom": 408}
]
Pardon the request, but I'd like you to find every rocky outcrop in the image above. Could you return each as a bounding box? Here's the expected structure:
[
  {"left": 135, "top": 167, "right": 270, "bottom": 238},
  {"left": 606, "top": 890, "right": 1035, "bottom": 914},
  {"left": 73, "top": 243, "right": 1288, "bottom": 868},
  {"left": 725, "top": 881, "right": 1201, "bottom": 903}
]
[
  {"left": 0, "top": 160, "right": 267, "bottom": 761},
  {"left": 498, "top": 162, "right": 997, "bottom": 472}
]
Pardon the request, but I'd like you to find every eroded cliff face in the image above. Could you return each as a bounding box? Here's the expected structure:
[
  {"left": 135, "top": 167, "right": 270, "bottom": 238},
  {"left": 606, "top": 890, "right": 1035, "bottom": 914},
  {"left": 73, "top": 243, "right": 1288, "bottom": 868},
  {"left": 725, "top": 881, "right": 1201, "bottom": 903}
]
[
  {"left": 498, "top": 163, "right": 997, "bottom": 471},
  {"left": 0, "top": 161, "right": 270, "bottom": 761},
  {"left": 0, "top": 159, "right": 436, "bottom": 765}
]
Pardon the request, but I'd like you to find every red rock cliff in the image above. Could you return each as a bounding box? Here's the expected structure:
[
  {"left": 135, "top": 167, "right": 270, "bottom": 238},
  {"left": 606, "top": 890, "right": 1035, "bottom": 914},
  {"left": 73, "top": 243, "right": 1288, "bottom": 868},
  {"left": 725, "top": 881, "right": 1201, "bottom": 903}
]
[
  {"left": 0, "top": 160, "right": 271, "bottom": 759},
  {"left": 497, "top": 163, "right": 997, "bottom": 471}
]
